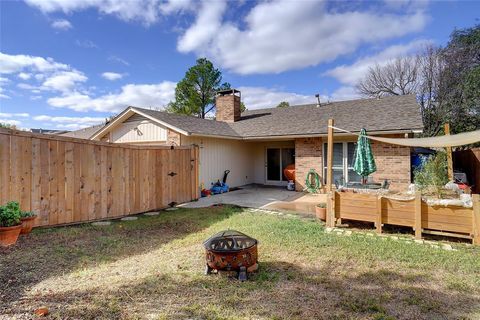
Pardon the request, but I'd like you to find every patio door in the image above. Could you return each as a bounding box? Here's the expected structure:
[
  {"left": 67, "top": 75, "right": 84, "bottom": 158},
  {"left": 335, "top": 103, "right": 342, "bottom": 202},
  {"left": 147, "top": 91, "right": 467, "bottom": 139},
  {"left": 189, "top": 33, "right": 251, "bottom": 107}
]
[{"left": 265, "top": 148, "right": 295, "bottom": 185}]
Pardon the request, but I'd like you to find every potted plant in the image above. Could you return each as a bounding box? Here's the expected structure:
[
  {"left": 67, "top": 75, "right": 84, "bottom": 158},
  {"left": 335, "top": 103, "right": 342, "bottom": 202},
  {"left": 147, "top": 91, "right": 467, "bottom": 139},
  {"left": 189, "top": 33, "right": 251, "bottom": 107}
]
[
  {"left": 20, "top": 210, "right": 37, "bottom": 234},
  {"left": 315, "top": 202, "right": 327, "bottom": 221},
  {"left": 0, "top": 201, "right": 22, "bottom": 246}
]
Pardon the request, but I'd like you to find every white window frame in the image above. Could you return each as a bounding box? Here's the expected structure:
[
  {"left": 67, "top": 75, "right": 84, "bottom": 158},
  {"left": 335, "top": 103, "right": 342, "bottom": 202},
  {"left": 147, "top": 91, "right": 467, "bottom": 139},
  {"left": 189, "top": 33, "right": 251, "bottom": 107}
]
[{"left": 323, "top": 142, "right": 358, "bottom": 184}]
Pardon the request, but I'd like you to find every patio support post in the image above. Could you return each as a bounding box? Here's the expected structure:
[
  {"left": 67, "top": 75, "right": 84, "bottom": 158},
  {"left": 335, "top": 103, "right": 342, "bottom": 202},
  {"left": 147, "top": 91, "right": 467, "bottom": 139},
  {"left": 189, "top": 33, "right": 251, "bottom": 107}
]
[
  {"left": 326, "top": 119, "right": 334, "bottom": 191},
  {"left": 444, "top": 123, "right": 454, "bottom": 181},
  {"left": 414, "top": 191, "right": 422, "bottom": 240},
  {"left": 473, "top": 194, "right": 480, "bottom": 246},
  {"left": 326, "top": 119, "right": 335, "bottom": 227},
  {"left": 376, "top": 196, "right": 382, "bottom": 234}
]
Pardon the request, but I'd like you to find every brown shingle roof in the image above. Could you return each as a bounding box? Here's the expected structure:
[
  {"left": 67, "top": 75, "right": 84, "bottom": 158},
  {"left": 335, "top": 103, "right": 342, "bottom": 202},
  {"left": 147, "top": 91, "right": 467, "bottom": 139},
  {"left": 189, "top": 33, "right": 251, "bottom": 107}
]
[
  {"left": 60, "top": 124, "right": 105, "bottom": 139},
  {"left": 134, "top": 94, "right": 422, "bottom": 138}
]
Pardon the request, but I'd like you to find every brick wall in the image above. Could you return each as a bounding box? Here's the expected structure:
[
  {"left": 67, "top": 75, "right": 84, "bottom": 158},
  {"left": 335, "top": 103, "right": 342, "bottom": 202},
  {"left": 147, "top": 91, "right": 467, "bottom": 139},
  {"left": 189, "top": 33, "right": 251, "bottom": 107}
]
[
  {"left": 370, "top": 140, "right": 411, "bottom": 191},
  {"left": 216, "top": 94, "right": 241, "bottom": 122},
  {"left": 167, "top": 129, "right": 181, "bottom": 146},
  {"left": 294, "top": 137, "right": 411, "bottom": 192},
  {"left": 295, "top": 137, "right": 323, "bottom": 191}
]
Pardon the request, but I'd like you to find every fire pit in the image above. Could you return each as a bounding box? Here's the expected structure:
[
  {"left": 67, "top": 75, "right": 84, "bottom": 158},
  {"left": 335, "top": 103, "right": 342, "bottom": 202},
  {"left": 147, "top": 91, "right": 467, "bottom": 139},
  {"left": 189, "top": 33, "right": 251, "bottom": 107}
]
[{"left": 203, "top": 230, "right": 258, "bottom": 281}]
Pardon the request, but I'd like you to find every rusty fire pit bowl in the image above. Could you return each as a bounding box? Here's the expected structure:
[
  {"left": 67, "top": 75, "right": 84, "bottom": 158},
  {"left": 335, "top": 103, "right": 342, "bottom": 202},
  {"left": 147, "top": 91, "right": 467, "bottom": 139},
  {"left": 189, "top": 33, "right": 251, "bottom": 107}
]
[{"left": 203, "top": 230, "right": 258, "bottom": 281}]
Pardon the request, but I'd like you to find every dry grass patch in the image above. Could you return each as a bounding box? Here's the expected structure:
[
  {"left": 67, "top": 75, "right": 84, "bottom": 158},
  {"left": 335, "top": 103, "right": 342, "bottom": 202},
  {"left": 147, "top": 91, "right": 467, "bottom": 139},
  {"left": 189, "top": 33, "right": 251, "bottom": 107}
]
[{"left": 1, "top": 206, "right": 479, "bottom": 320}]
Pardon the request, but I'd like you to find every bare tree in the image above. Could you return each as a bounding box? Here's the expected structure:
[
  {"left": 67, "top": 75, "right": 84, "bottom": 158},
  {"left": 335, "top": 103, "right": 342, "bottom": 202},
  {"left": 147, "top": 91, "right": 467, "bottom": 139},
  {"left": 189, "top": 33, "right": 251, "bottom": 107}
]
[
  {"left": 357, "top": 56, "right": 419, "bottom": 97},
  {"left": 417, "top": 45, "right": 446, "bottom": 136}
]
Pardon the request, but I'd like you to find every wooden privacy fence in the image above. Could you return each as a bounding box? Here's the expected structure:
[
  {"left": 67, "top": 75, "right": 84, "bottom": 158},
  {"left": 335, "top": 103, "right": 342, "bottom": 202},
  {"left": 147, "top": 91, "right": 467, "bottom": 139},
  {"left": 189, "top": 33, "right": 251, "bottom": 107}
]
[
  {"left": 0, "top": 128, "right": 199, "bottom": 227},
  {"left": 326, "top": 191, "right": 480, "bottom": 245}
]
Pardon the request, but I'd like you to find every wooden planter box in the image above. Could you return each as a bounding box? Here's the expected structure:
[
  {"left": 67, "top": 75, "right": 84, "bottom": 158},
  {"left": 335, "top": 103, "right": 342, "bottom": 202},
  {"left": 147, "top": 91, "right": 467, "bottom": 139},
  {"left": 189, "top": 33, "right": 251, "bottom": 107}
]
[{"left": 328, "top": 191, "right": 480, "bottom": 245}]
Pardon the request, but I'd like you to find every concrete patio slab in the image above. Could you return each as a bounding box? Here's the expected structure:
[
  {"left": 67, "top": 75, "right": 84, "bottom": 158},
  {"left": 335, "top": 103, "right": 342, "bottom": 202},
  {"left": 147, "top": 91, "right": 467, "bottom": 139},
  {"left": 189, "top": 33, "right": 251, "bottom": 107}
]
[{"left": 180, "top": 184, "right": 326, "bottom": 216}]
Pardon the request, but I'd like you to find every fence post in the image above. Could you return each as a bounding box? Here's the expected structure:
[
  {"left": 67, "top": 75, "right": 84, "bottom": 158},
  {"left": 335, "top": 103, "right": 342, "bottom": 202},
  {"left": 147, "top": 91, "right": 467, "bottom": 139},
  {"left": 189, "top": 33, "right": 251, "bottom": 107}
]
[
  {"left": 376, "top": 196, "right": 382, "bottom": 234},
  {"left": 326, "top": 191, "right": 333, "bottom": 227},
  {"left": 414, "top": 191, "right": 422, "bottom": 240},
  {"left": 473, "top": 194, "right": 480, "bottom": 246}
]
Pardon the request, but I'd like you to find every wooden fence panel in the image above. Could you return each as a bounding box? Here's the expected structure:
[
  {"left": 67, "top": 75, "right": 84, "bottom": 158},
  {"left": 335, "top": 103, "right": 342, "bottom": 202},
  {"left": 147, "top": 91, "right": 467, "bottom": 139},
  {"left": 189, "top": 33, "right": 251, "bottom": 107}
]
[{"left": 0, "top": 128, "right": 199, "bottom": 227}]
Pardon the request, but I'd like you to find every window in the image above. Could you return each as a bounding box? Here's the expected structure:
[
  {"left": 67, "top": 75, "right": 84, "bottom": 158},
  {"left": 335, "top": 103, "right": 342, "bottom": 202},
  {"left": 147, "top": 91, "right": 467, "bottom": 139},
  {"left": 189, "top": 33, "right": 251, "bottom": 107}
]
[{"left": 323, "top": 142, "right": 361, "bottom": 185}]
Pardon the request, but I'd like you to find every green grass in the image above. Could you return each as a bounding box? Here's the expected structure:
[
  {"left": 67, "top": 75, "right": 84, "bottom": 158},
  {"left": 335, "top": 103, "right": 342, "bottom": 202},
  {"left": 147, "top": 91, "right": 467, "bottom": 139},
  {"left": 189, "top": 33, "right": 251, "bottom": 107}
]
[{"left": 1, "top": 206, "right": 479, "bottom": 320}]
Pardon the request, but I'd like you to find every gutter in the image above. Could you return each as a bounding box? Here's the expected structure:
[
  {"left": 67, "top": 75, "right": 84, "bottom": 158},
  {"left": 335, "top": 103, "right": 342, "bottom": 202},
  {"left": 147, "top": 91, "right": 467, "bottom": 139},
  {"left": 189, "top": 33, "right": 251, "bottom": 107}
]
[{"left": 188, "top": 128, "right": 423, "bottom": 141}]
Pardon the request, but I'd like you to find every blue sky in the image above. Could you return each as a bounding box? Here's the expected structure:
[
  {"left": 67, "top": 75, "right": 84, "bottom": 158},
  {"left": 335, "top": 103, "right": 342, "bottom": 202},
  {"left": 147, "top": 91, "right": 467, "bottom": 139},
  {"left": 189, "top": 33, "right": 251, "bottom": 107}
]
[{"left": 0, "top": 0, "right": 478, "bottom": 130}]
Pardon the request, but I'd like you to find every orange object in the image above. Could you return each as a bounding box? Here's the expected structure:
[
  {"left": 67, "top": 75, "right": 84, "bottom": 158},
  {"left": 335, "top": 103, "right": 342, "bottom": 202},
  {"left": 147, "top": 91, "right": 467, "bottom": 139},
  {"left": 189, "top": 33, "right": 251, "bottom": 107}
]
[
  {"left": 34, "top": 307, "right": 49, "bottom": 317},
  {"left": 283, "top": 164, "right": 295, "bottom": 181}
]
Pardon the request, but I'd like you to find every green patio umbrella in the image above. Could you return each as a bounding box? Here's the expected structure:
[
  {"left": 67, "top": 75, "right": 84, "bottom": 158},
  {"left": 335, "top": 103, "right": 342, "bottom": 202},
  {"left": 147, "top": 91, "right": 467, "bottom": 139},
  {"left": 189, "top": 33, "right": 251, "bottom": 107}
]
[{"left": 353, "top": 128, "right": 376, "bottom": 183}]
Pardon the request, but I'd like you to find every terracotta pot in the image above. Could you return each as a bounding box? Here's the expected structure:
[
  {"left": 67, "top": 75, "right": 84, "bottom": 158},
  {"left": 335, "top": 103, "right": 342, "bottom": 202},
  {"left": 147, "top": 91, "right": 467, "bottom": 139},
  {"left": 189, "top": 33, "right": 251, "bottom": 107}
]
[
  {"left": 0, "top": 224, "right": 22, "bottom": 247},
  {"left": 315, "top": 207, "right": 326, "bottom": 221},
  {"left": 20, "top": 216, "right": 37, "bottom": 234}
]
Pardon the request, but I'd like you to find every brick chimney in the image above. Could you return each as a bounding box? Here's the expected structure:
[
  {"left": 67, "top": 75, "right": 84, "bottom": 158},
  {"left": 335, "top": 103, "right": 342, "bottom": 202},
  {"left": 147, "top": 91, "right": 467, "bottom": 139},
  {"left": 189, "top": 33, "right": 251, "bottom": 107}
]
[{"left": 215, "top": 89, "right": 241, "bottom": 122}]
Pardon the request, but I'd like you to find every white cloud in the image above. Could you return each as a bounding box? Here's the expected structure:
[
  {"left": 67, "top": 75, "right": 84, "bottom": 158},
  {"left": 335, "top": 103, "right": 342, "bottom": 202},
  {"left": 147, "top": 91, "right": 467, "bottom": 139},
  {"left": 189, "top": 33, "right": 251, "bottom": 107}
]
[
  {"left": 328, "top": 86, "right": 361, "bottom": 101},
  {"left": 33, "top": 115, "right": 104, "bottom": 124},
  {"left": 160, "top": 0, "right": 192, "bottom": 14},
  {"left": 0, "top": 119, "right": 21, "bottom": 126},
  {"left": 47, "top": 81, "right": 177, "bottom": 112},
  {"left": 108, "top": 55, "right": 130, "bottom": 66},
  {"left": 42, "top": 70, "right": 87, "bottom": 93},
  {"left": 0, "top": 112, "right": 29, "bottom": 118},
  {"left": 75, "top": 39, "right": 98, "bottom": 49},
  {"left": 101, "top": 72, "right": 124, "bottom": 81},
  {"left": 18, "top": 72, "right": 32, "bottom": 80},
  {"left": 239, "top": 86, "right": 320, "bottom": 110},
  {"left": 177, "top": 1, "right": 226, "bottom": 53},
  {"left": 32, "top": 115, "right": 106, "bottom": 130},
  {"left": 324, "top": 39, "right": 431, "bottom": 86},
  {"left": 25, "top": 0, "right": 162, "bottom": 26},
  {"left": 30, "top": 95, "right": 43, "bottom": 100},
  {"left": 177, "top": 0, "right": 428, "bottom": 75},
  {"left": 51, "top": 19, "right": 73, "bottom": 30},
  {"left": 0, "top": 52, "right": 69, "bottom": 74}
]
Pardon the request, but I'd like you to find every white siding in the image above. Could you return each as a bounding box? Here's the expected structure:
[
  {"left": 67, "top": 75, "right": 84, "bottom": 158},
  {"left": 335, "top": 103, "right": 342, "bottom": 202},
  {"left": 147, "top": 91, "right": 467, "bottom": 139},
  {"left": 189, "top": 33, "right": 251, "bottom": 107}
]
[
  {"left": 111, "top": 120, "right": 167, "bottom": 143},
  {"left": 182, "top": 136, "right": 255, "bottom": 188}
]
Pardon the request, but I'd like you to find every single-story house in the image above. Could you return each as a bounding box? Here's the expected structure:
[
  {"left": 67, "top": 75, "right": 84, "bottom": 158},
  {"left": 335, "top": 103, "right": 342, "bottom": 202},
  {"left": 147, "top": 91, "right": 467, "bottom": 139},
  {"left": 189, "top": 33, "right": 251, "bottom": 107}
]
[{"left": 63, "top": 90, "right": 423, "bottom": 191}]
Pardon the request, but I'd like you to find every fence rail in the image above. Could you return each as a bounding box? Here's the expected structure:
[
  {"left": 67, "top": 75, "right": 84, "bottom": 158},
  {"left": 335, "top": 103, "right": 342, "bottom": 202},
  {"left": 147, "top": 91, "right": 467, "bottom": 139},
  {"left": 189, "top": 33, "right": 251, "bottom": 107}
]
[
  {"left": 0, "top": 128, "right": 199, "bottom": 227},
  {"left": 327, "top": 191, "right": 480, "bottom": 245}
]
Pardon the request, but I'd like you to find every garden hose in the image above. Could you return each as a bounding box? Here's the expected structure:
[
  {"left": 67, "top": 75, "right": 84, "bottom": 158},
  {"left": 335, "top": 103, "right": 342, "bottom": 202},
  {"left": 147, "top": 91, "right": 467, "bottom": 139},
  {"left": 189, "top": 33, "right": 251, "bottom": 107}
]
[{"left": 304, "top": 169, "right": 321, "bottom": 193}]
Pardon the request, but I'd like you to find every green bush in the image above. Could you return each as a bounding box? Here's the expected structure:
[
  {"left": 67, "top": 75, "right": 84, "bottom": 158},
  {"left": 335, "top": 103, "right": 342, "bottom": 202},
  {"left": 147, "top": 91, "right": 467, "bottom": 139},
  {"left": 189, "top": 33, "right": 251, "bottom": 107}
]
[
  {"left": 20, "top": 210, "right": 36, "bottom": 218},
  {"left": 0, "top": 201, "right": 22, "bottom": 227},
  {"left": 414, "top": 152, "right": 449, "bottom": 198}
]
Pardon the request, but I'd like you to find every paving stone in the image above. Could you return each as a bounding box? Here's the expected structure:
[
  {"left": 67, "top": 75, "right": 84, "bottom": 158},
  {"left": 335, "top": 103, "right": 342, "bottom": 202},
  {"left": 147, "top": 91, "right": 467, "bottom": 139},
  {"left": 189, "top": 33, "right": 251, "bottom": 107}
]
[
  {"left": 414, "top": 239, "right": 424, "bottom": 244},
  {"left": 344, "top": 231, "right": 352, "bottom": 236},
  {"left": 144, "top": 212, "right": 160, "bottom": 216},
  {"left": 325, "top": 227, "right": 334, "bottom": 233},
  {"left": 390, "top": 236, "right": 399, "bottom": 241},
  {"left": 430, "top": 245, "right": 439, "bottom": 249},
  {"left": 121, "top": 216, "right": 138, "bottom": 221},
  {"left": 366, "top": 233, "right": 375, "bottom": 237},
  {"left": 91, "top": 221, "right": 111, "bottom": 226},
  {"left": 441, "top": 244, "right": 453, "bottom": 251},
  {"left": 165, "top": 207, "right": 179, "bottom": 211}
]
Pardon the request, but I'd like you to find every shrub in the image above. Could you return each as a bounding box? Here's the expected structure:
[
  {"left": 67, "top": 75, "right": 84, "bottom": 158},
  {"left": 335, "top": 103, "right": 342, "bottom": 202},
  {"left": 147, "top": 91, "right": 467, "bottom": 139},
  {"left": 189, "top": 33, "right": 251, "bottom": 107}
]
[
  {"left": 317, "top": 202, "right": 327, "bottom": 208},
  {"left": 414, "top": 152, "right": 449, "bottom": 198},
  {"left": 20, "top": 211, "right": 36, "bottom": 218},
  {"left": 0, "top": 201, "right": 22, "bottom": 227}
]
